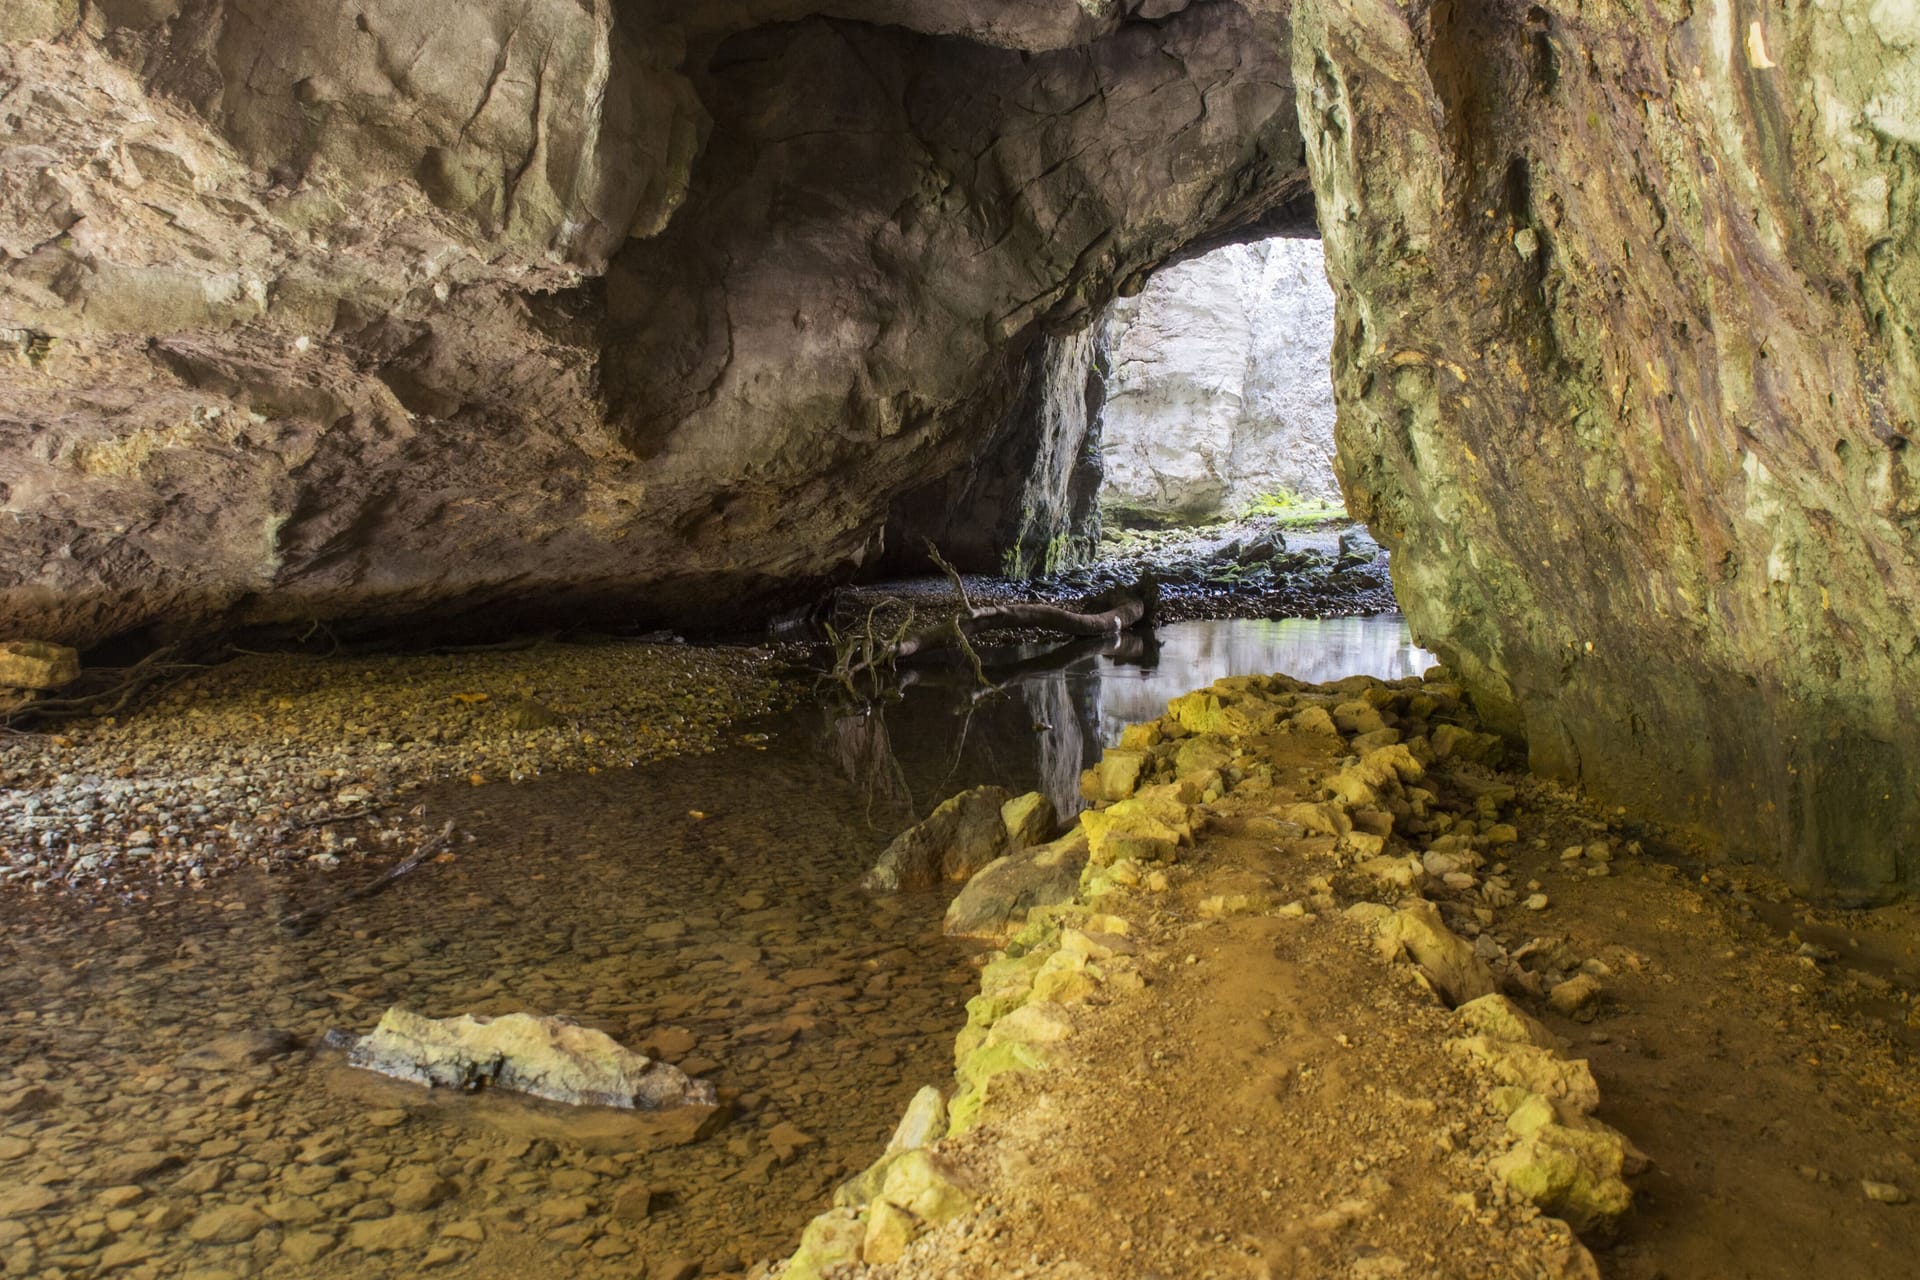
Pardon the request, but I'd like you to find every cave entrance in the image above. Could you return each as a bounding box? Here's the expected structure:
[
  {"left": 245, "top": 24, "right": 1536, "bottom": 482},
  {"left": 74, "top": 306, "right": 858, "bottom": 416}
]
[
  {"left": 1097, "top": 234, "right": 1344, "bottom": 533},
  {"left": 1053, "top": 234, "right": 1398, "bottom": 622}
]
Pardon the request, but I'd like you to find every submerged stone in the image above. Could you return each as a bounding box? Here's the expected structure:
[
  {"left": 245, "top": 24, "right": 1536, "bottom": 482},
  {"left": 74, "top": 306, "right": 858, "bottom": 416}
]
[
  {"left": 347, "top": 1008, "right": 715, "bottom": 1110},
  {"left": 864, "top": 786, "right": 1012, "bottom": 893}
]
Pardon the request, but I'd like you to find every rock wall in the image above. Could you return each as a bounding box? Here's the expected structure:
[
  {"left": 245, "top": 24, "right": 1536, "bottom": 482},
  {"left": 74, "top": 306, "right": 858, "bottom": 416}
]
[
  {"left": 889, "top": 325, "right": 1108, "bottom": 578},
  {"left": 1294, "top": 0, "right": 1920, "bottom": 893},
  {"left": 1100, "top": 236, "right": 1340, "bottom": 525},
  {"left": 0, "top": 1, "right": 1308, "bottom": 645}
]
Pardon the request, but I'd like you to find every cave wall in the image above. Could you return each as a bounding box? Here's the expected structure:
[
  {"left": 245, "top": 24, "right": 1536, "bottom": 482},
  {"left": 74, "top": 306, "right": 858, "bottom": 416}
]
[
  {"left": 1294, "top": 0, "right": 1920, "bottom": 892},
  {"left": 0, "top": 1, "right": 1307, "bottom": 644}
]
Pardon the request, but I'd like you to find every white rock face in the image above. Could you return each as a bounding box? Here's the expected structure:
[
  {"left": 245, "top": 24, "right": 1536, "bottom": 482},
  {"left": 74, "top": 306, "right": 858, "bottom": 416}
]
[{"left": 1099, "top": 238, "right": 1339, "bottom": 524}]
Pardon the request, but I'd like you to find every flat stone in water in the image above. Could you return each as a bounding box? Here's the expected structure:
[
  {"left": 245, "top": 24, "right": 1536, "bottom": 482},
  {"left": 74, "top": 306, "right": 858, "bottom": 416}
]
[{"left": 348, "top": 1008, "right": 715, "bottom": 1110}]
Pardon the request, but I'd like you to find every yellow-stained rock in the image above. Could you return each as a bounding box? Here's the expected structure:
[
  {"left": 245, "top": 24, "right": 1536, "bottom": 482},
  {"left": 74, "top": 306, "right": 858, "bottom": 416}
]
[
  {"left": 1449, "top": 1036, "right": 1601, "bottom": 1114},
  {"left": 1280, "top": 801, "right": 1353, "bottom": 838},
  {"left": 1289, "top": 705, "right": 1341, "bottom": 736},
  {"left": 1079, "top": 786, "right": 1193, "bottom": 865},
  {"left": 1355, "top": 852, "right": 1423, "bottom": 889},
  {"left": 1454, "top": 994, "right": 1561, "bottom": 1050},
  {"left": 862, "top": 1198, "right": 918, "bottom": 1264},
  {"left": 1491, "top": 1109, "right": 1634, "bottom": 1233},
  {"left": 1375, "top": 900, "right": 1498, "bottom": 1006},
  {"left": 1083, "top": 750, "right": 1150, "bottom": 803},
  {"left": 784, "top": 1209, "right": 866, "bottom": 1280},
  {"left": 879, "top": 1149, "right": 973, "bottom": 1226},
  {"left": 1000, "top": 791, "right": 1058, "bottom": 849}
]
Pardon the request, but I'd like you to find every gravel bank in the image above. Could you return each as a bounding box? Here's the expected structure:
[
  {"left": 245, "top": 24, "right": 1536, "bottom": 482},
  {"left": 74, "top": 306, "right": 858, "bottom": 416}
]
[{"left": 0, "top": 641, "right": 788, "bottom": 898}]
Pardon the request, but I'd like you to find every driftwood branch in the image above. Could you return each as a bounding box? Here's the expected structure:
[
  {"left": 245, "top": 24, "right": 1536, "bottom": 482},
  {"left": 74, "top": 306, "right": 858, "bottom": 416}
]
[
  {"left": 879, "top": 571, "right": 1159, "bottom": 668},
  {"left": 276, "top": 820, "right": 456, "bottom": 936},
  {"left": 1, "top": 645, "right": 215, "bottom": 729}
]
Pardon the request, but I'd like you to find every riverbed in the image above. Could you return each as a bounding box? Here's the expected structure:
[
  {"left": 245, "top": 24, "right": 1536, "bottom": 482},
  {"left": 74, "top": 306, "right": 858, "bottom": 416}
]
[{"left": 0, "top": 617, "right": 1433, "bottom": 1279}]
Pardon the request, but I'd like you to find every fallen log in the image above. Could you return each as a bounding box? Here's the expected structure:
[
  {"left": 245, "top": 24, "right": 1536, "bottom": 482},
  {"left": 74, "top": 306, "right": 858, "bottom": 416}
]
[
  {"left": 884, "top": 576, "right": 1159, "bottom": 665},
  {"left": 825, "top": 543, "right": 1157, "bottom": 699}
]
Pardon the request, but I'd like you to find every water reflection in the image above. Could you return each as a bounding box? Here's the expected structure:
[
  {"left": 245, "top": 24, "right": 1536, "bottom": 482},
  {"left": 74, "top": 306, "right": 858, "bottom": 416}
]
[{"left": 853, "top": 615, "right": 1436, "bottom": 824}]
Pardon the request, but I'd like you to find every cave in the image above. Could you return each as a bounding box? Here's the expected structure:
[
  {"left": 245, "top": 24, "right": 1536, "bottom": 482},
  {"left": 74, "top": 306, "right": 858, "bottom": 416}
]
[{"left": 1, "top": 2, "right": 1917, "bottom": 1277}]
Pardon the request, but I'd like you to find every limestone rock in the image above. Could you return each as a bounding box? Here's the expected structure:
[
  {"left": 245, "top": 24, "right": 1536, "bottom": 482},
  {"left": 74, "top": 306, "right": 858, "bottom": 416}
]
[
  {"left": 1100, "top": 238, "right": 1340, "bottom": 525},
  {"left": 1000, "top": 791, "right": 1058, "bottom": 849},
  {"left": 347, "top": 1008, "right": 716, "bottom": 1110},
  {"left": 1492, "top": 1096, "right": 1634, "bottom": 1234},
  {"left": 1080, "top": 785, "right": 1194, "bottom": 866},
  {"left": 0, "top": 2, "right": 1303, "bottom": 654},
  {"left": 1450, "top": 1038, "right": 1601, "bottom": 1116},
  {"left": 1295, "top": 0, "right": 1920, "bottom": 892},
  {"left": 1455, "top": 994, "right": 1561, "bottom": 1051},
  {"left": 1083, "top": 750, "right": 1149, "bottom": 804},
  {"left": 878, "top": 1148, "right": 974, "bottom": 1226},
  {"left": 943, "top": 831, "right": 1089, "bottom": 942},
  {"left": 783, "top": 1210, "right": 866, "bottom": 1280},
  {"left": 0, "top": 641, "right": 78, "bottom": 691},
  {"left": 1374, "top": 901, "right": 1498, "bottom": 1007},
  {"left": 864, "top": 786, "right": 1013, "bottom": 893}
]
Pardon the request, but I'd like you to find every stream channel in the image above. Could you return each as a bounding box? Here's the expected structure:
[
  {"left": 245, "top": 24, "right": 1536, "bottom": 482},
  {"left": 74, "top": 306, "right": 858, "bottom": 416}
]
[{"left": 0, "top": 616, "right": 1434, "bottom": 1279}]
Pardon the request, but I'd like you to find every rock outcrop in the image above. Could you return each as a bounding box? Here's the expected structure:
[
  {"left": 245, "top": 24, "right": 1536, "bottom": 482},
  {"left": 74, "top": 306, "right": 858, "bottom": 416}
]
[
  {"left": 1295, "top": 0, "right": 1920, "bottom": 891},
  {"left": 0, "top": 3, "right": 1306, "bottom": 647},
  {"left": 865, "top": 786, "right": 1059, "bottom": 894},
  {"left": 1100, "top": 236, "right": 1340, "bottom": 524}
]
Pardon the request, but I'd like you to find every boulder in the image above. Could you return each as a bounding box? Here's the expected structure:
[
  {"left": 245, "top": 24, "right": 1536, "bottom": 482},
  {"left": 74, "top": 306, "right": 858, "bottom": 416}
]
[
  {"left": 1000, "top": 791, "right": 1058, "bottom": 849},
  {"left": 1491, "top": 1095, "right": 1634, "bottom": 1234},
  {"left": 0, "top": 641, "right": 79, "bottom": 691},
  {"left": 863, "top": 786, "right": 1012, "bottom": 893},
  {"left": 347, "top": 1008, "right": 715, "bottom": 1110},
  {"left": 943, "top": 831, "right": 1090, "bottom": 941}
]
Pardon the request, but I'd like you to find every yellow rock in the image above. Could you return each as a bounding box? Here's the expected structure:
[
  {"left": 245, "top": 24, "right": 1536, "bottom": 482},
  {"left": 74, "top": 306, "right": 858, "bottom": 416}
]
[
  {"left": 879, "top": 1149, "right": 974, "bottom": 1226},
  {"left": 1491, "top": 1117, "right": 1634, "bottom": 1233},
  {"left": 1449, "top": 1037, "right": 1601, "bottom": 1114},
  {"left": 1374, "top": 901, "right": 1498, "bottom": 1006},
  {"left": 1084, "top": 750, "right": 1150, "bottom": 802},
  {"left": 1079, "top": 788, "right": 1192, "bottom": 865},
  {"left": 861, "top": 1198, "right": 918, "bottom": 1264},
  {"left": 1455, "top": 994, "right": 1561, "bottom": 1049},
  {"left": 1281, "top": 802, "right": 1354, "bottom": 837},
  {"left": 784, "top": 1210, "right": 866, "bottom": 1280}
]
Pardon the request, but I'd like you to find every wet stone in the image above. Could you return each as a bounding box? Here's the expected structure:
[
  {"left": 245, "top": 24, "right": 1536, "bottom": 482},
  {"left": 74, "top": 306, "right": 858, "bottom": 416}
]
[{"left": 185, "top": 1205, "right": 269, "bottom": 1245}]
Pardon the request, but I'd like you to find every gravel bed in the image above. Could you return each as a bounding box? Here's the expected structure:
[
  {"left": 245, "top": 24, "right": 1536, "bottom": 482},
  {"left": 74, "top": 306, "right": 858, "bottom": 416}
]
[{"left": 0, "top": 641, "right": 789, "bottom": 898}]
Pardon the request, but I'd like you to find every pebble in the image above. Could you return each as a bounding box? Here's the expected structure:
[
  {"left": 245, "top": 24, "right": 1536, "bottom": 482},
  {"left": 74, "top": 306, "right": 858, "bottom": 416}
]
[
  {"left": 1863, "top": 1180, "right": 1910, "bottom": 1205},
  {"left": 185, "top": 1204, "right": 268, "bottom": 1245}
]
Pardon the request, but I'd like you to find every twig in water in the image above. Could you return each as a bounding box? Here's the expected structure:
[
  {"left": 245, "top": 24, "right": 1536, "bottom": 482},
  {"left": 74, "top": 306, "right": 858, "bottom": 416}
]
[{"left": 276, "top": 820, "right": 456, "bottom": 936}]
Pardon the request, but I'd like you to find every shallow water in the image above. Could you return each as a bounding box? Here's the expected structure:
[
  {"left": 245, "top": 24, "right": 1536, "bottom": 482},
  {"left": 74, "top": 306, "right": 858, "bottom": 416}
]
[{"left": 0, "top": 616, "right": 1430, "bottom": 1278}]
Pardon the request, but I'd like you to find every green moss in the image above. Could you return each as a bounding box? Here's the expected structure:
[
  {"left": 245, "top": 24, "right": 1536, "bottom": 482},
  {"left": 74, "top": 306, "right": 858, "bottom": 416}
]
[{"left": 1235, "top": 489, "right": 1347, "bottom": 526}]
